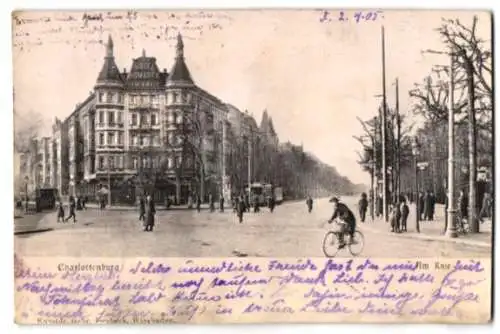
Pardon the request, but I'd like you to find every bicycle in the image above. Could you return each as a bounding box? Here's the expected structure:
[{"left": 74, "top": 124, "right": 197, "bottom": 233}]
[{"left": 322, "top": 219, "right": 365, "bottom": 257}]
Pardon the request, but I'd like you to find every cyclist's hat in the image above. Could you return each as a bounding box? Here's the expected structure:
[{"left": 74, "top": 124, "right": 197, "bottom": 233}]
[{"left": 329, "top": 196, "right": 340, "bottom": 203}]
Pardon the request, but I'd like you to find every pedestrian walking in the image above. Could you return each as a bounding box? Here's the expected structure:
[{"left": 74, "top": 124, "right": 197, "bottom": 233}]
[
  {"left": 57, "top": 201, "right": 65, "bottom": 223},
  {"left": 138, "top": 196, "right": 146, "bottom": 221},
  {"left": 236, "top": 195, "right": 245, "bottom": 223},
  {"left": 196, "top": 194, "right": 201, "bottom": 213},
  {"left": 76, "top": 197, "right": 82, "bottom": 211},
  {"left": 219, "top": 195, "right": 225, "bottom": 213},
  {"left": 479, "top": 192, "right": 492, "bottom": 222},
  {"left": 306, "top": 196, "right": 313, "bottom": 213},
  {"left": 418, "top": 192, "right": 425, "bottom": 221},
  {"left": 209, "top": 193, "right": 215, "bottom": 212},
  {"left": 187, "top": 194, "right": 193, "bottom": 209},
  {"left": 65, "top": 196, "right": 77, "bottom": 223},
  {"left": 389, "top": 203, "right": 401, "bottom": 233},
  {"left": 376, "top": 195, "right": 383, "bottom": 217},
  {"left": 458, "top": 190, "right": 468, "bottom": 231},
  {"left": 358, "top": 193, "right": 368, "bottom": 223},
  {"left": 400, "top": 198, "right": 409, "bottom": 232},
  {"left": 244, "top": 194, "right": 250, "bottom": 212},
  {"left": 428, "top": 191, "right": 436, "bottom": 221},
  {"left": 144, "top": 195, "right": 156, "bottom": 232},
  {"left": 268, "top": 196, "right": 275, "bottom": 213}
]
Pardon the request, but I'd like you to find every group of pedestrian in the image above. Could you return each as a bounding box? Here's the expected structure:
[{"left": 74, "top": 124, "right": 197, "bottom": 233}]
[
  {"left": 57, "top": 195, "right": 79, "bottom": 223},
  {"left": 230, "top": 193, "right": 277, "bottom": 223},
  {"left": 418, "top": 191, "right": 437, "bottom": 221},
  {"left": 388, "top": 196, "right": 410, "bottom": 233}
]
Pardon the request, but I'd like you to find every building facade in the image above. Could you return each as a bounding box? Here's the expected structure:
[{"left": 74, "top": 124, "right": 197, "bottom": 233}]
[
  {"left": 18, "top": 33, "right": 283, "bottom": 204},
  {"left": 19, "top": 33, "right": 236, "bottom": 204}
]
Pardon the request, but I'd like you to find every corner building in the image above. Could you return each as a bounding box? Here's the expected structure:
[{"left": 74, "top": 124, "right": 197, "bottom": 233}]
[{"left": 56, "top": 34, "right": 229, "bottom": 204}]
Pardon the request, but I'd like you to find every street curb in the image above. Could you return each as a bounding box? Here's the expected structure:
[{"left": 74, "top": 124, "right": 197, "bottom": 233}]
[{"left": 360, "top": 223, "right": 491, "bottom": 248}]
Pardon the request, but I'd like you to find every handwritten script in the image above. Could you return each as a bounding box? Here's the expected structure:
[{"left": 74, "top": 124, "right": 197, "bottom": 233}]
[
  {"left": 14, "top": 256, "right": 490, "bottom": 324},
  {"left": 12, "top": 11, "right": 234, "bottom": 52}
]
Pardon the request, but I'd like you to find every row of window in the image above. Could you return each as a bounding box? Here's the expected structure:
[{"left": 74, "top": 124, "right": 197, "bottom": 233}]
[
  {"left": 96, "top": 132, "right": 184, "bottom": 147},
  {"left": 130, "top": 113, "right": 158, "bottom": 126},
  {"left": 98, "top": 92, "right": 125, "bottom": 104},
  {"left": 98, "top": 132, "right": 124, "bottom": 146},
  {"left": 129, "top": 94, "right": 161, "bottom": 105},
  {"left": 98, "top": 110, "right": 123, "bottom": 125},
  {"left": 130, "top": 134, "right": 161, "bottom": 146},
  {"left": 97, "top": 110, "right": 162, "bottom": 127},
  {"left": 96, "top": 155, "right": 187, "bottom": 170},
  {"left": 96, "top": 91, "right": 195, "bottom": 105}
]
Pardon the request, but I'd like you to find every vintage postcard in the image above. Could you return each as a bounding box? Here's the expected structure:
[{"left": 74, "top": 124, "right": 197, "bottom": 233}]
[{"left": 13, "top": 9, "right": 493, "bottom": 324}]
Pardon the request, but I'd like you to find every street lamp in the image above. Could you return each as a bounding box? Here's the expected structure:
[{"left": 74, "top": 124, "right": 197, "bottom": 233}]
[{"left": 411, "top": 137, "right": 421, "bottom": 233}]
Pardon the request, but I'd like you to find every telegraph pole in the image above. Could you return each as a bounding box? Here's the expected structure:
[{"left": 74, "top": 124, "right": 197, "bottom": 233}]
[
  {"left": 381, "top": 26, "right": 388, "bottom": 222},
  {"left": 395, "top": 78, "right": 401, "bottom": 203},
  {"left": 247, "top": 134, "right": 252, "bottom": 192},
  {"left": 446, "top": 52, "right": 458, "bottom": 238}
]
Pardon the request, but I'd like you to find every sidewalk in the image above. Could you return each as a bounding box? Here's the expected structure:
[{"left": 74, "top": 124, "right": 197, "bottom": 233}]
[
  {"left": 84, "top": 203, "right": 217, "bottom": 211},
  {"left": 14, "top": 211, "right": 59, "bottom": 235},
  {"left": 361, "top": 204, "right": 492, "bottom": 248}
]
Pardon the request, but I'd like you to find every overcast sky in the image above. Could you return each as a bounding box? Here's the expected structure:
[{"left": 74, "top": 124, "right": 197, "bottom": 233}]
[{"left": 13, "top": 9, "right": 490, "bottom": 184}]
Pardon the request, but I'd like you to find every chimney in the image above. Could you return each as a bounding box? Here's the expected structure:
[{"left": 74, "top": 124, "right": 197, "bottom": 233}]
[{"left": 123, "top": 68, "right": 127, "bottom": 74}]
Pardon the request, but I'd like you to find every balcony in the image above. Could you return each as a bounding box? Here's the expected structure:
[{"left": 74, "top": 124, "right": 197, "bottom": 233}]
[
  {"left": 129, "top": 122, "right": 160, "bottom": 130},
  {"left": 96, "top": 122, "right": 125, "bottom": 130},
  {"left": 96, "top": 144, "right": 125, "bottom": 151},
  {"left": 128, "top": 101, "right": 159, "bottom": 110}
]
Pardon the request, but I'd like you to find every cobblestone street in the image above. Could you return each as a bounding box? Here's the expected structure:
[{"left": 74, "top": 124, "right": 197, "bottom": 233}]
[{"left": 14, "top": 197, "right": 491, "bottom": 258}]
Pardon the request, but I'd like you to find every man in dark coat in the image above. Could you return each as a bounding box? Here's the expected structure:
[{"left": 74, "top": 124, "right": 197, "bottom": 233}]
[
  {"left": 57, "top": 201, "right": 65, "bottom": 223},
  {"left": 358, "top": 193, "right": 368, "bottom": 223},
  {"left": 328, "top": 197, "right": 356, "bottom": 248},
  {"left": 458, "top": 190, "right": 468, "bottom": 231},
  {"left": 423, "top": 191, "right": 431, "bottom": 221},
  {"left": 196, "top": 194, "right": 201, "bottom": 213},
  {"left": 219, "top": 195, "right": 225, "bottom": 213},
  {"left": 400, "top": 199, "right": 409, "bottom": 232},
  {"left": 244, "top": 194, "right": 250, "bottom": 212},
  {"left": 268, "top": 196, "right": 276, "bottom": 213},
  {"left": 418, "top": 192, "right": 425, "bottom": 221},
  {"left": 138, "top": 196, "right": 146, "bottom": 221},
  {"left": 428, "top": 191, "right": 436, "bottom": 221},
  {"left": 144, "top": 195, "right": 156, "bottom": 232},
  {"left": 306, "top": 196, "right": 313, "bottom": 213},
  {"left": 376, "top": 195, "right": 383, "bottom": 217},
  {"left": 208, "top": 193, "right": 215, "bottom": 212},
  {"left": 65, "top": 196, "right": 77, "bottom": 223},
  {"left": 236, "top": 195, "right": 245, "bottom": 223}
]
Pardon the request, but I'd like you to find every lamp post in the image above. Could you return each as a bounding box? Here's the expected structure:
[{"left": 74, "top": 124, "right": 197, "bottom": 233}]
[
  {"left": 445, "top": 52, "right": 458, "bottom": 238},
  {"left": 411, "top": 137, "right": 421, "bottom": 233}
]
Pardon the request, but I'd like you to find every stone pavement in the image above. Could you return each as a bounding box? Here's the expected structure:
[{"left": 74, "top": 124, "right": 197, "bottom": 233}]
[
  {"left": 14, "top": 197, "right": 492, "bottom": 258},
  {"left": 359, "top": 203, "right": 492, "bottom": 248}
]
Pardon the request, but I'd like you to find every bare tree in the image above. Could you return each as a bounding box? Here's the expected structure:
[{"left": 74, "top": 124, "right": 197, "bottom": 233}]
[{"left": 410, "top": 16, "right": 492, "bottom": 233}]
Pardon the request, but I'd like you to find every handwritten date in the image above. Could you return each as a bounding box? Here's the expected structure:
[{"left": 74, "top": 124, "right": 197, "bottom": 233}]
[{"left": 319, "top": 10, "right": 384, "bottom": 23}]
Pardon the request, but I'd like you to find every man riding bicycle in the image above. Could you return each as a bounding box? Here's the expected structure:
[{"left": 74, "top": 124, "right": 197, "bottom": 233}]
[{"left": 328, "top": 197, "right": 356, "bottom": 249}]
